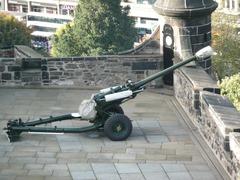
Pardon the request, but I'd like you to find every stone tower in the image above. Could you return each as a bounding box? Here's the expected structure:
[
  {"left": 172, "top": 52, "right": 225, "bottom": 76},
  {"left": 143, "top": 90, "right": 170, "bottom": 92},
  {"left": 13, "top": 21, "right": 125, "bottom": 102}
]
[{"left": 153, "top": 0, "right": 218, "bottom": 84}]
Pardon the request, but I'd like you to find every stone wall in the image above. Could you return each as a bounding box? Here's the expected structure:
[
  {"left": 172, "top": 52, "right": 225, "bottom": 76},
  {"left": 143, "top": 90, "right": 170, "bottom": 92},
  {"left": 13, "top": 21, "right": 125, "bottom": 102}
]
[
  {"left": 174, "top": 67, "right": 240, "bottom": 180},
  {"left": 0, "top": 55, "right": 163, "bottom": 88},
  {"left": 0, "top": 48, "right": 14, "bottom": 58},
  {"left": 174, "top": 67, "right": 219, "bottom": 122},
  {"left": 229, "top": 133, "right": 240, "bottom": 180}
]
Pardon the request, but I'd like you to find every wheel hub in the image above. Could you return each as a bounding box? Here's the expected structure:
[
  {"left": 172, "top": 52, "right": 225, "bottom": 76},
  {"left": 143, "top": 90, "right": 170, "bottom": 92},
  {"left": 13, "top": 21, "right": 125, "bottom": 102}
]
[{"left": 113, "top": 123, "right": 124, "bottom": 133}]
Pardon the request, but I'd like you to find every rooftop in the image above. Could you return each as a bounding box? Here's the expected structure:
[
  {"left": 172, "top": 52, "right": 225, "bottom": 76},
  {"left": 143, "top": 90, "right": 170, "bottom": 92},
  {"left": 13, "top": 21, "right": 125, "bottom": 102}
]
[{"left": 0, "top": 88, "right": 224, "bottom": 180}]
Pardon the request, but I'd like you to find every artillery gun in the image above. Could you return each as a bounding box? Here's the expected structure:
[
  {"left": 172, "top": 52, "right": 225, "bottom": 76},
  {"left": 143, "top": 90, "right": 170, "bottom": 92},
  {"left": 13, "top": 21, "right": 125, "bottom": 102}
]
[{"left": 4, "top": 46, "right": 214, "bottom": 142}]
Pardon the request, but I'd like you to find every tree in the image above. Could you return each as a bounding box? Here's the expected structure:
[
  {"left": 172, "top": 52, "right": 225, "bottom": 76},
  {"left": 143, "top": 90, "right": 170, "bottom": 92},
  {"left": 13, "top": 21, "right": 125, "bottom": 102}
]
[
  {"left": 0, "top": 13, "right": 32, "bottom": 48},
  {"left": 51, "top": 0, "right": 137, "bottom": 57},
  {"left": 212, "top": 12, "right": 240, "bottom": 80},
  {"left": 51, "top": 23, "right": 78, "bottom": 57},
  {"left": 220, "top": 73, "right": 240, "bottom": 111}
]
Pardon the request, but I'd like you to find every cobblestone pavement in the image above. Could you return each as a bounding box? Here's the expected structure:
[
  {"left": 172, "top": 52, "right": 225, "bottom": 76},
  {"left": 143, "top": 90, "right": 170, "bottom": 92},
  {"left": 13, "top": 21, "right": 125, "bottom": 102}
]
[{"left": 0, "top": 88, "right": 222, "bottom": 180}]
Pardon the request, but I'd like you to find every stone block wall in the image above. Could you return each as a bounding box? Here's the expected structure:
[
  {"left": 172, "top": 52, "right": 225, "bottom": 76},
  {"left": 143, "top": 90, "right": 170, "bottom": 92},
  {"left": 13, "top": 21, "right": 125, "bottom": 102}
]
[
  {"left": 174, "top": 67, "right": 219, "bottom": 122},
  {"left": 200, "top": 92, "right": 240, "bottom": 177},
  {"left": 174, "top": 67, "right": 240, "bottom": 180},
  {"left": 0, "top": 48, "right": 14, "bottom": 58},
  {"left": 0, "top": 55, "right": 163, "bottom": 88},
  {"left": 0, "top": 58, "right": 22, "bottom": 85},
  {"left": 229, "top": 133, "right": 240, "bottom": 180}
]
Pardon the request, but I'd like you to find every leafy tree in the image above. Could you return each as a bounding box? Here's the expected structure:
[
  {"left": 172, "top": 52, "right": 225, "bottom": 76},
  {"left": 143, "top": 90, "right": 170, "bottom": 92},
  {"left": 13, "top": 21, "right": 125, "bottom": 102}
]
[
  {"left": 0, "top": 13, "right": 32, "bottom": 48},
  {"left": 51, "top": 0, "right": 137, "bottom": 57},
  {"left": 51, "top": 23, "right": 78, "bottom": 57},
  {"left": 219, "top": 73, "right": 240, "bottom": 111},
  {"left": 212, "top": 12, "right": 240, "bottom": 80}
]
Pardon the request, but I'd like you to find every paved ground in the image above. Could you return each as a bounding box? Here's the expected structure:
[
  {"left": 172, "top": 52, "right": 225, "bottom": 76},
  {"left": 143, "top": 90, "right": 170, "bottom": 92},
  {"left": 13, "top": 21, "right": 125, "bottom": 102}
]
[{"left": 0, "top": 88, "right": 223, "bottom": 180}]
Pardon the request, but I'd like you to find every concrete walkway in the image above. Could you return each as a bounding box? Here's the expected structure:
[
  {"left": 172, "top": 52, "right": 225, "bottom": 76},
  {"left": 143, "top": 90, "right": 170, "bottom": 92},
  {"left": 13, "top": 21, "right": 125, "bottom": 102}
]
[{"left": 0, "top": 88, "right": 223, "bottom": 180}]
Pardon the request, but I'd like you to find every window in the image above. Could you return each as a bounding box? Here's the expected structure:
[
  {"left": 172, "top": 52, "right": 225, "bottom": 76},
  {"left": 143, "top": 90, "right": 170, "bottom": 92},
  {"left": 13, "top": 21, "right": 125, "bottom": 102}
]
[
  {"left": 69, "top": 9, "right": 74, "bottom": 16},
  {"left": 137, "top": 27, "right": 152, "bottom": 35},
  {"left": 28, "top": 15, "right": 71, "bottom": 24},
  {"left": 60, "top": 5, "right": 75, "bottom": 15},
  {"left": 32, "top": 26, "right": 56, "bottom": 32},
  {"left": 46, "top": 7, "right": 57, "bottom": 14},
  {"left": 148, "top": 0, "right": 156, "bottom": 4},
  {"left": 140, "top": 18, "right": 146, "bottom": 24},
  {"left": 22, "top": 5, "right": 28, "bottom": 13},
  {"left": 61, "top": 9, "right": 68, "bottom": 15},
  {"left": 137, "top": 0, "right": 156, "bottom": 4},
  {"left": 31, "top": 6, "right": 44, "bottom": 13},
  {"left": 140, "top": 17, "right": 158, "bottom": 24},
  {"left": 226, "top": 0, "right": 230, "bottom": 8},
  {"left": 8, "top": 4, "right": 20, "bottom": 12}
]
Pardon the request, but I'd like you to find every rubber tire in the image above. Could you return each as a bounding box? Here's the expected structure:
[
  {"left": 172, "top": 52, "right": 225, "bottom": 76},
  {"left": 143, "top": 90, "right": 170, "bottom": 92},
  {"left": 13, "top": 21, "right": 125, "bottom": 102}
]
[
  {"left": 108, "top": 105, "right": 124, "bottom": 114},
  {"left": 104, "top": 114, "right": 132, "bottom": 141}
]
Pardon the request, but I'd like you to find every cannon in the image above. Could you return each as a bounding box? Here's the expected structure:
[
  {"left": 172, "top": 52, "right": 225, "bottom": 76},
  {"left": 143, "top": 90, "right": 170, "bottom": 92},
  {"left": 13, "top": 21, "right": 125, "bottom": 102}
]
[{"left": 4, "top": 46, "right": 214, "bottom": 142}]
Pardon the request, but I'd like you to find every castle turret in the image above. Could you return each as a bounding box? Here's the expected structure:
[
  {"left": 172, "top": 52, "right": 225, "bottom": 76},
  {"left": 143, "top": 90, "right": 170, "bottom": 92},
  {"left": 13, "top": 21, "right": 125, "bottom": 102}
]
[{"left": 153, "top": 0, "right": 218, "bottom": 84}]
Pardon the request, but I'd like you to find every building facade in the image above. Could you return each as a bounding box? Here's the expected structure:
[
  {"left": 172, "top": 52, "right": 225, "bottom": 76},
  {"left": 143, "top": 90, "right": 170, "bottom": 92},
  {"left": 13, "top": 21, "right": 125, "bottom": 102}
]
[
  {"left": 0, "top": 0, "right": 159, "bottom": 42},
  {"left": 121, "top": 0, "right": 159, "bottom": 42},
  {"left": 215, "top": 0, "right": 240, "bottom": 14},
  {"left": 0, "top": 0, "right": 76, "bottom": 15}
]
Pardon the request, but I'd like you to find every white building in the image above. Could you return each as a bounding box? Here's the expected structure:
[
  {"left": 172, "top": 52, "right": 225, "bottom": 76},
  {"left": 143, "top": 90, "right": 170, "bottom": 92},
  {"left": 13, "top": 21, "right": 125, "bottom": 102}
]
[
  {"left": 0, "top": 0, "right": 76, "bottom": 15},
  {"left": 215, "top": 0, "right": 240, "bottom": 14},
  {"left": 122, "top": 0, "right": 159, "bottom": 42},
  {"left": 0, "top": 0, "right": 159, "bottom": 41},
  {"left": 0, "top": 0, "right": 75, "bottom": 38}
]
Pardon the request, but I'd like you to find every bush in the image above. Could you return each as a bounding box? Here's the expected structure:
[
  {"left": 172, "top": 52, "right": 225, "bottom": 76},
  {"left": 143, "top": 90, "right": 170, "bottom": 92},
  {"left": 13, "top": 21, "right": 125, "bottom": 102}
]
[
  {"left": 219, "top": 73, "right": 240, "bottom": 111},
  {"left": 0, "top": 12, "right": 32, "bottom": 48},
  {"left": 212, "top": 12, "right": 240, "bottom": 80}
]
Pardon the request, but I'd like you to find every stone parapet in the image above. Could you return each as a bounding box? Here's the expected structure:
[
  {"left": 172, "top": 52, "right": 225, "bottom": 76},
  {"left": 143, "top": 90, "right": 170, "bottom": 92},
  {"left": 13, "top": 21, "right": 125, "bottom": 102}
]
[
  {"left": 200, "top": 92, "right": 240, "bottom": 177},
  {"left": 174, "top": 66, "right": 219, "bottom": 122},
  {"left": 174, "top": 67, "right": 240, "bottom": 179},
  {"left": 0, "top": 48, "right": 14, "bottom": 58},
  {"left": 230, "top": 133, "right": 240, "bottom": 180},
  {"left": 0, "top": 55, "right": 163, "bottom": 88}
]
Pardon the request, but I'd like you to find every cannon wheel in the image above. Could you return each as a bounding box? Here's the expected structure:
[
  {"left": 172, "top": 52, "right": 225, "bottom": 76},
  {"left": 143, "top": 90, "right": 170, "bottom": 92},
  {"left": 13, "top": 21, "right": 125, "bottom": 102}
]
[
  {"left": 108, "top": 105, "right": 124, "bottom": 114},
  {"left": 104, "top": 114, "right": 132, "bottom": 141}
]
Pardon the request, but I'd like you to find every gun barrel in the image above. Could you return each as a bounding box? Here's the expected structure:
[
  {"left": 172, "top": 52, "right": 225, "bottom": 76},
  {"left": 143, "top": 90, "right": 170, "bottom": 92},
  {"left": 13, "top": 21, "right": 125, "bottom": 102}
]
[
  {"left": 131, "top": 55, "right": 196, "bottom": 90},
  {"left": 131, "top": 45, "right": 215, "bottom": 90}
]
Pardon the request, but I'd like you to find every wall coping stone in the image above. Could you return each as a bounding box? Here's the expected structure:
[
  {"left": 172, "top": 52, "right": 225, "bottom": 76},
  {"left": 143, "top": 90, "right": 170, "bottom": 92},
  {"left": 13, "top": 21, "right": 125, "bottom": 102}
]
[
  {"left": 0, "top": 55, "right": 162, "bottom": 62},
  {"left": 180, "top": 67, "right": 219, "bottom": 92},
  {"left": 229, "top": 133, "right": 240, "bottom": 161},
  {"left": 0, "top": 84, "right": 103, "bottom": 90},
  {"left": 0, "top": 58, "right": 15, "bottom": 62},
  {"left": 201, "top": 91, "right": 240, "bottom": 138},
  {"left": 119, "top": 26, "right": 160, "bottom": 55}
]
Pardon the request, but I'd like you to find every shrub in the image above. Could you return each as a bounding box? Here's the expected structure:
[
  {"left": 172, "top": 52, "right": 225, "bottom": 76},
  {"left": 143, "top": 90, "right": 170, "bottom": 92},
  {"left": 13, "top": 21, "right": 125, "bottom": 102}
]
[
  {"left": 212, "top": 12, "right": 240, "bottom": 80},
  {"left": 219, "top": 73, "right": 240, "bottom": 111},
  {"left": 0, "top": 12, "right": 32, "bottom": 48}
]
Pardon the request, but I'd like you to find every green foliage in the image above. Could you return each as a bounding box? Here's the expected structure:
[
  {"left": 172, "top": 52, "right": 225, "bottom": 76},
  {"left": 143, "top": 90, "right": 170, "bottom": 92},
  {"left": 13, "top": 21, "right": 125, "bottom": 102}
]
[
  {"left": 219, "top": 73, "right": 240, "bottom": 111},
  {"left": 51, "top": 23, "right": 78, "bottom": 57},
  {"left": 0, "top": 13, "right": 32, "bottom": 48},
  {"left": 51, "top": 0, "right": 137, "bottom": 57},
  {"left": 212, "top": 12, "right": 240, "bottom": 80}
]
